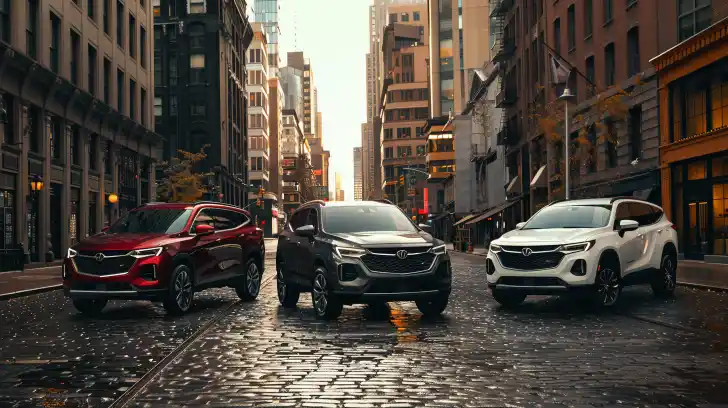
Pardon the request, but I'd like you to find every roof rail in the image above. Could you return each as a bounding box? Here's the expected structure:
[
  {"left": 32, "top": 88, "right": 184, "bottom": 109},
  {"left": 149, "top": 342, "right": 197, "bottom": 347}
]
[
  {"left": 371, "top": 199, "right": 394, "bottom": 205},
  {"left": 193, "top": 201, "right": 234, "bottom": 206},
  {"left": 609, "top": 196, "right": 650, "bottom": 203},
  {"left": 546, "top": 199, "right": 565, "bottom": 206},
  {"left": 301, "top": 199, "right": 327, "bottom": 207}
]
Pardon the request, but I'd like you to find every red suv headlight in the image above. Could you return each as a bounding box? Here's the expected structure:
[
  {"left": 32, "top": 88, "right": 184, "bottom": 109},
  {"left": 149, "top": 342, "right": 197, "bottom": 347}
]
[{"left": 129, "top": 247, "right": 164, "bottom": 258}]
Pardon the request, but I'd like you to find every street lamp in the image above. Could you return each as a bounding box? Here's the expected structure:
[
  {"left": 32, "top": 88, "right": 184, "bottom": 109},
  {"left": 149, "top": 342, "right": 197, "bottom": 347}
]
[
  {"left": 558, "top": 87, "right": 575, "bottom": 199},
  {"left": 30, "top": 177, "right": 43, "bottom": 193},
  {"left": 107, "top": 193, "right": 119, "bottom": 204}
]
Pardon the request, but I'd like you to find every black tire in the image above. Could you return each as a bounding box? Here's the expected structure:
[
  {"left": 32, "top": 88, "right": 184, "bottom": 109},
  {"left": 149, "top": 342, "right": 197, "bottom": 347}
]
[
  {"left": 236, "top": 258, "right": 262, "bottom": 301},
  {"left": 652, "top": 253, "right": 677, "bottom": 298},
  {"left": 163, "top": 264, "right": 195, "bottom": 315},
  {"left": 492, "top": 290, "right": 526, "bottom": 308},
  {"left": 277, "top": 264, "right": 300, "bottom": 308},
  {"left": 72, "top": 299, "right": 107, "bottom": 316},
  {"left": 415, "top": 294, "right": 449, "bottom": 316},
  {"left": 594, "top": 258, "right": 621, "bottom": 308},
  {"left": 311, "top": 267, "right": 343, "bottom": 320}
]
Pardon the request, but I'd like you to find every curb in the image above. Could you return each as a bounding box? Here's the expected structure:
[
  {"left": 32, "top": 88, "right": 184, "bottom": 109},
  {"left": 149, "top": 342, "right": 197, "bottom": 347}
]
[
  {"left": 449, "top": 249, "right": 728, "bottom": 293},
  {"left": 0, "top": 284, "right": 63, "bottom": 301}
]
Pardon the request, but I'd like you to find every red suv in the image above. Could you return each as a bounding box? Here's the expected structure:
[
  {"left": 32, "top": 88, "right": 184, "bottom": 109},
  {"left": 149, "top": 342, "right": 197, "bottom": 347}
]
[{"left": 62, "top": 201, "right": 265, "bottom": 315}]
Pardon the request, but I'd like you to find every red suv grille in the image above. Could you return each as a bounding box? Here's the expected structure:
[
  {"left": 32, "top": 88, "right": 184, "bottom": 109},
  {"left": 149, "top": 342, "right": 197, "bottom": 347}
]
[{"left": 73, "top": 254, "right": 137, "bottom": 276}]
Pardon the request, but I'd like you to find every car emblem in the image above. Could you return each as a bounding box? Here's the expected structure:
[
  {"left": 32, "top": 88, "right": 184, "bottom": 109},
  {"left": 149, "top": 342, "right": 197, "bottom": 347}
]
[
  {"left": 521, "top": 248, "right": 533, "bottom": 257},
  {"left": 95, "top": 253, "right": 105, "bottom": 262},
  {"left": 396, "top": 250, "right": 408, "bottom": 260}
]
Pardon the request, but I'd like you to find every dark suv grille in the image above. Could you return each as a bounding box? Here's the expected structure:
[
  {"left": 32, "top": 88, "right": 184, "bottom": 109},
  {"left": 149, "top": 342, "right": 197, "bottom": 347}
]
[
  {"left": 73, "top": 254, "right": 137, "bottom": 276},
  {"left": 366, "top": 246, "right": 431, "bottom": 255},
  {"left": 361, "top": 253, "right": 436, "bottom": 273},
  {"left": 497, "top": 251, "right": 564, "bottom": 270},
  {"left": 500, "top": 245, "right": 560, "bottom": 252}
]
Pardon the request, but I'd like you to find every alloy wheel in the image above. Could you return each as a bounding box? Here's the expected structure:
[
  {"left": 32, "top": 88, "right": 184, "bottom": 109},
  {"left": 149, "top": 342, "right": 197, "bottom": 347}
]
[
  {"left": 663, "top": 258, "right": 676, "bottom": 291},
  {"left": 247, "top": 262, "right": 261, "bottom": 297},
  {"left": 597, "top": 267, "right": 620, "bottom": 306},
  {"left": 175, "top": 270, "right": 193, "bottom": 311},
  {"left": 312, "top": 273, "right": 328, "bottom": 316},
  {"left": 277, "top": 267, "right": 286, "bottom": 301}
]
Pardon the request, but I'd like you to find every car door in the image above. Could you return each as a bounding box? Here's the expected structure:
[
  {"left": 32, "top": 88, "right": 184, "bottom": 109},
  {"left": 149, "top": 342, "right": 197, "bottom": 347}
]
[
  {"left": 189, "top": 208, "right": 221, "bottom": 285},
  {"left": 288, "top": 209, "right": 312, "bottom": 284},
  {"left": 628, "top": 203, "right": 662, "bottom": 271},
  {"left": 230, "top": 210, "right": 262, "bottom": 271},
  {"left": 297, "top": 207, "right": 319, "bottom": 280},
  {"left": 613, "top": 202, "right": 642, "bottom": 275},
  {"left": 279, "top": 209, "right": 305, "bottom": 278},
  {"left": 207, "top": 208, "right": 247, "bottom": 282}
]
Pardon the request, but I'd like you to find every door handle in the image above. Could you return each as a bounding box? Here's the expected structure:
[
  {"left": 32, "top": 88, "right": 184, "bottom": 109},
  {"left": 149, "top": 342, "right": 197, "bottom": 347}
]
[
  {"left": 238, "top": 234, "right": 246, "bottom": 238},
  {"left": 294, "top": 241, "right": 300, "bottom": 246},
  {"left": 656, "top": 229, "right": 662, "bottom": 234}
]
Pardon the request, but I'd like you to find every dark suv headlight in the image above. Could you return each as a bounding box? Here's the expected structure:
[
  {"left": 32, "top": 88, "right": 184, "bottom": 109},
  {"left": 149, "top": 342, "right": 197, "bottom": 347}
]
[
  {"left": 333, "top": 245, "right": 367, "bottom": 258},
  {"left": 429, "top": 244, "right": 446, "bottom": 255}
]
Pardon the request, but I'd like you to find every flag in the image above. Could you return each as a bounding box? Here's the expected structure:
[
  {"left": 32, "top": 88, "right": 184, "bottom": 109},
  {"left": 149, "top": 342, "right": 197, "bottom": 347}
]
[{"left": 550, "top": 53, "right": 571, "bottom": 85}]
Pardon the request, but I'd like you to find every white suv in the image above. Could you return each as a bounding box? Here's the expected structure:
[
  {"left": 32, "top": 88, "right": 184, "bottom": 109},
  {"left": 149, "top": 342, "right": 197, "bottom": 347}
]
[{"left": 485, "top": 198, "right": 679, "bottom": 308}]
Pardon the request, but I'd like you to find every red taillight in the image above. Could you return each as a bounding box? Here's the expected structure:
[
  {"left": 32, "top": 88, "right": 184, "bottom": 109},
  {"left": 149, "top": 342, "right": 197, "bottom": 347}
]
[{"left": 670, "top": 224, "right": 678, "bottom": 231}]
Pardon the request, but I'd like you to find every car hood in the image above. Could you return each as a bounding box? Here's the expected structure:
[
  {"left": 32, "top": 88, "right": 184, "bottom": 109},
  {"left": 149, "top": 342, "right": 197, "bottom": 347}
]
[
  {"left": 495, "top": 228, "right": 598, "bottom": 245},
  {"left": 328, "top": 231, "right": 435, "bottom": 247},
  {"left": 74, "top": 232, "right": 171, "bottom": 252}
]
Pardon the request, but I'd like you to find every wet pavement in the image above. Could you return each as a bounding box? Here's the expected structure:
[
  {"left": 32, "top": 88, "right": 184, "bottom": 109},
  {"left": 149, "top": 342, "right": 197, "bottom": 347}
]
[{"left": 1, "top": 250, "right": 727, "bottom": 407}]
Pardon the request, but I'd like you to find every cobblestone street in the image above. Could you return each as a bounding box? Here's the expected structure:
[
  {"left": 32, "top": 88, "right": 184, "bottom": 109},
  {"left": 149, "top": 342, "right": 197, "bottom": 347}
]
[{"left": 1, "top": 250, "right": 728, "bottom": 407}]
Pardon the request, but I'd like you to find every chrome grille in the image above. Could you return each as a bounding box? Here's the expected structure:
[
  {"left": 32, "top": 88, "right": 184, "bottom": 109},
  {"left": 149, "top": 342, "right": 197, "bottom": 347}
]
[
  {"left": 360, "top": 253, "right": 436, "bottom": 273},
  {"left": 366, "top": 246, "right": 431, "bottom": 255}
]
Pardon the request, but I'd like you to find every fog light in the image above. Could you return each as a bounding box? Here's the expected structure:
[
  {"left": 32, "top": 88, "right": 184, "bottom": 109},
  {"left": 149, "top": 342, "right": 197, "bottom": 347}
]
[
  {"left": 338, "top": 264, "right": 358, "bottom": 281},
  {"left": 570, "top": 260, "right": 587, "bottom": 276},
  {"left": 486, "top": 259, "right": 496, "bottom": 275},
  {"left": 139, "top": 265, "right": 157, "bottom": 281}
]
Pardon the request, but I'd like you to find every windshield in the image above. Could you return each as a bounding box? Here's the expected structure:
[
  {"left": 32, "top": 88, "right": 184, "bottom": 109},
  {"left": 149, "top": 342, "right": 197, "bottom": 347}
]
[
  {"left": 522, "top": 205, "right": 612, "bottom": 229},
  {"left": 322, "top": 205, "right": 418, "bottom": 234},
  {"left": 107, "top": 208, "right": 193, "bottom": 234}
]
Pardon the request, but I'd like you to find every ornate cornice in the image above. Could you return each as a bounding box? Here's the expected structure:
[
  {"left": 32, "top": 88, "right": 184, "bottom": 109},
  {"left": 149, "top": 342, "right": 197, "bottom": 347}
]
[{"left": 651, "top": 17, "right": 728, "bottom": 72}]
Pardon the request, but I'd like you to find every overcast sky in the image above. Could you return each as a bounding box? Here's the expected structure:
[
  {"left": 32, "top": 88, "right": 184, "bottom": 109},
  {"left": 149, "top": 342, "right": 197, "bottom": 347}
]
[{"left": 275, "top": 0, "right": 370, "bottom": 200}]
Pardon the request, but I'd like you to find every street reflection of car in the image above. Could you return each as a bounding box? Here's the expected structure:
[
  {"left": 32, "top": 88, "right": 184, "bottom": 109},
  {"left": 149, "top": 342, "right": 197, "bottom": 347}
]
[
  {"left": 62, "top": 201, "right": 265, "bottom": 316},
  {"left": 276, "top": 200, "right": 451, "bottom": 320},
  {"left": 486, "top": 198, "right": 679, "bottom": 308}
]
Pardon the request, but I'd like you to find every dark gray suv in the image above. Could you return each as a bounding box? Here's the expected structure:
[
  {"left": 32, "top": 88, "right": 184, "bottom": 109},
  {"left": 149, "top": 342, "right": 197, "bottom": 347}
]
[{"left": 276, "top": 200, "right": 451, "bottom": 320}]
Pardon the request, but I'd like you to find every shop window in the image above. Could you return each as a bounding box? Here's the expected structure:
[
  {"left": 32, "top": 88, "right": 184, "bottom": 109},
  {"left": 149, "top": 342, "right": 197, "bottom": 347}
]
[
  {"left": 713, "top": 156, "right": 728, "bottom": 177},
  {"left": 0, "top": 189, "right": 14, "bottom": 250},
  {"left": 710, "top": 82, "right": 728, "bottom": 130},
  {"left": 687, "top": 160, "right": 706, "bottom": 180},
  {"left": 686, "top": 88, "right": 707, "bottom": 137},
  {"left": 713, "top": 183, "right": 728, "bottom": 255}
]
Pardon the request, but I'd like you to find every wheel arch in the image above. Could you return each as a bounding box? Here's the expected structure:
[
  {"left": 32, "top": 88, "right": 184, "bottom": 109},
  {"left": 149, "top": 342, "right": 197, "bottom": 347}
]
[
  {"left": 597, "top": 248, "right": 622, "bottom": 277},
  {"left": 662, "top": 241, "right": 678, "bottom": 261},
  {"left": 172, "top": 253, "right": 195, "bottom": 284}
]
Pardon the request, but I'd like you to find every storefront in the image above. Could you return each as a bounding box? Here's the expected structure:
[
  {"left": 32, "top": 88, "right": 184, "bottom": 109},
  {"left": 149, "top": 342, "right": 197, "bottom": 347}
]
[{"left": 652, "top": 17, "right": 728, "bottom": 262}]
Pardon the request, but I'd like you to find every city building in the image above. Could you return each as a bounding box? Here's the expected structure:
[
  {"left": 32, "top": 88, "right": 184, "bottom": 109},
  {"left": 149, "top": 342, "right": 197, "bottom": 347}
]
[
  {"left": 281, "top": 109, "right": 304, "bottom": 214},
  {"left": 424, "top": 116, "right": 455, "bottom": 216},
  {"left": 379, "top": 5, "right": 430, "bottom": 214},
  {"left": 0, "top": 0, "right": 161, "bottom": 263},
  {"left": 360, "top": 122, "right": 369, "bottom": 196},
  {"left": 354, "top": 147, "right": 363, "bottom": 200},
  {"left": 652, "top": 7, "right": 728, "bottom": 262},
  {"left": 335, "top": 172, "right": 342, "bottom": 201},
  {"left": 268, "top": 77, "right": 284, "bottom": 201},
  {"left": 280, "top": 65, "right": 303, "bottom": 119},
  {"left": 253, "top": 0, "right": 281, "bottom": 76},
  {"left": 338, "top": 189, "right": 346, "bottom": 202},
  {"left": 154, "top": 0, "right": 253, "bottom": 207},
  {"left": 247, "top": 24, "right": 271, "bottom": 196}
]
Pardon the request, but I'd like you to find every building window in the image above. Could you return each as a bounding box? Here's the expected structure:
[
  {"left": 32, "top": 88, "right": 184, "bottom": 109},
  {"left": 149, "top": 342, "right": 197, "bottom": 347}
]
[
  {"left": 117, "top": 69, "right": 124, "bottom": 113},
  {"left": 128, "top": 14, "right": 136, "bottom": 58},
  {"left": 389, "top": 13, "right": 397, "bottom": 23},
  {"left": 0, "top": 0, "right": 10, "bottom": 43},
  {"left": 170, "top": 95, "right": 177, "bottom": 116},
  {"left": 103, "top": 57, "right": 111, "bottom": 103},
  {"left": 88, "top": 0, "right": 95, "bottom": 20},
  {"left": 50, "top": 117, "right": 62, "bottom": 161},
  {"left": 678, "top": 0, "right": 712, "bottom": 41},
  {"left": 553, "top": 18, "right": 561, "bottom": 55},
  {"left": 413, "top": 11, "right": 420, "bottom": 21},
  {"left": 188, "top": 0, "right": 205, "bottom": 14},
  {"left": 152, "top": 0, "right": 160, "bottom": 16},
  {"left": 154, "top": 55, "right": 162, "bottom": 86},
  {"left": 169, "top": 54, "right": 177, "bottom": 85},
  {"left": 140, "top": 26, "right": 146, "bottom": 68},
  {"left": 711, "top": 81, "right": 728, "bottom": 130},
  {"left": 604, "top": 43, "right": 615, "bottom": 86},
  {"left": 567, "top": 5, "right": 575, "bottom": 51},
  {"left": 88, "top": 44, "right": 97, "bottom": 96},
  {"left": 191, "top": 103, "right": 205, "bottom": 116},
  {"left": 103, "top": 0, "right": 110, "bottom": 34},
  {"left": 189, "top": 24, "right": 204, "bottom": 48},
  {"left": 89, "top": 134, "right": 98, "bottom": 171},
  {"left": 129, "top": 79, "right": 136, "bottom": 120},
  {"left": 140, "top": 88, "right": 147, "bottom": 125},
  {"left": 116, "top": 0, "right": 124, "bottom": 48},
  {"left": 50, "top": 12, "right": 61, "bottom": 73},
  {"left": 190, "top": 54, "right": 205, "bottom": 84},
  {"left": 686, "top": 88, "right": 707, "bottom": 137},
  {"left": 70, "top": 30, "right": 81, "bottom": 85},
  {"left": 401, "top": 13, "right": 409, "bottom": 22},
  {"left": 628, "top": 106, "right": 642, "bottom": 160},
  {"left": 627, "top": 27, "right": 640, "bottom": 77},
  {"left": 26, "top": 0, "right": 38, "bottom": 59},
  {"left": 584, "top": 0, "right": 593, "bottom": 38},
  {"left": 603, "top": 0, "right": 613, "bottom": 23},
  {"left": 585, "top": 56, "right": 595, "bottom": 97},
  {"left": 71, "top": 127, "right": 81, "bottom": 166},
  {"left": 154, "top": 96, "right": 162, "bottom": 117}
]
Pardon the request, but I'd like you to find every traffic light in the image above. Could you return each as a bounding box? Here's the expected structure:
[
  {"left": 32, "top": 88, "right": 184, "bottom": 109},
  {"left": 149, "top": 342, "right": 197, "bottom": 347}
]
[{"left": 399, "top": 175, "right": 405, "bottom": 185}]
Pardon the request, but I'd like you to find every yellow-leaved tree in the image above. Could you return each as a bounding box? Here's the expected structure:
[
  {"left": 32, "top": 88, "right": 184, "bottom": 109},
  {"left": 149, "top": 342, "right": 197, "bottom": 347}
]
[{"left": 156, "top": 145, "right": 213, "bottom": 203}]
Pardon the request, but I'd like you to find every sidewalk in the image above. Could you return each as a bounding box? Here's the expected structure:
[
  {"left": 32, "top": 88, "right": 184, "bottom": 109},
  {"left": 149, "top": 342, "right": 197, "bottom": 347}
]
[{"left": 448, "top": 243, "right": 728, "bottom": 291}]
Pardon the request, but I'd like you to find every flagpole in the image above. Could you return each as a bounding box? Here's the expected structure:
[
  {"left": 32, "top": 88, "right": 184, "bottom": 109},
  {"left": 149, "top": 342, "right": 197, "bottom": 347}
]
[{"left": 541, "top": 39, "right": 599, "bottom": 91}]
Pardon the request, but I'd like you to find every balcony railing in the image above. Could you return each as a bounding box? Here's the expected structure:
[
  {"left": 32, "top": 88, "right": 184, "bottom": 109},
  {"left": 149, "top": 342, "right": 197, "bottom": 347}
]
[
  {"left": 493, "top": 39, "right": 516, "bottom": 62},
  {"left": 495, "top": 86, "right": 517, "bottom": 108},
  {"left": 490, "top": 0, "right": 514, "bottom": 16}
]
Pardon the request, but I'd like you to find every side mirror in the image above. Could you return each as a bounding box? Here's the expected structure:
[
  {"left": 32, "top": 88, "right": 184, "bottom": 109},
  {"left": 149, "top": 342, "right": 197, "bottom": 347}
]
[
  {"left": 195, "top": 224, "right": 215, "bottom": 236},
  {"left": 295, "top": 225, "right": 316, "bottom": 238},
  {"left": 101, "top": 226, "right": 110, "bottom": 233},
  {"left": 418, "top": 224, "right": 433, "bottom": 234},
  {"left": 515, "top": 222, "right": 526, "bottom": 229},
  {"left": 618, "top": 219, "right": 639, "bottom": 235}
]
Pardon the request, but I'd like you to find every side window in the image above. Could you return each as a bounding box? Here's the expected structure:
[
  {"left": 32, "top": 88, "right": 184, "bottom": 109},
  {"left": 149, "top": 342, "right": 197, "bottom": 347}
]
[
  {"left": 614, "top": 203, "right": 630, "bottom": 228},
  {"left": 629, "top": 203, "right": 655, "bottom": 226},
  {"left": 307, "top": 208, "right": 319, "bottom": 232},
  {"left": 650, "top": 207, "right": 664, "bottom": 224},
  {"left": 211, "top": 209, "right": 249, "bottom": 230},
  {"left": 289, "top": 209, "right": 308, "bottom": 230},
  {"left": 192, "top": 209, "right": 214, "bottom": 230}
]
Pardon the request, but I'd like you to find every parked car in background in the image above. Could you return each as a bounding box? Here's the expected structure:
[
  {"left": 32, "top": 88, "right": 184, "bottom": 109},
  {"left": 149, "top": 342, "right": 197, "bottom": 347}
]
[{"left": 62, "top": 201, "right": 265, "bottom": 315}]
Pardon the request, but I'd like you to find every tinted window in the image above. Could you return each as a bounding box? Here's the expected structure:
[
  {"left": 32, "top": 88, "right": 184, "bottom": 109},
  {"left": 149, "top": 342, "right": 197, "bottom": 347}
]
[
  {"left": 192, "top": 209, "right": 214, "bottom": 230},
  {"left": 322, "top": 205, "right": 417, "bottom": 234},
  {"left": 629, "top": 203, "right": 657, "bottom": 226},
  {"left": 289, "top": 209, "right": 309, "bottom": 230},
  {"left": 307, "top": 208, "right": 319, "bottom": 233},
  {"left": 522, "top": 205, "right": 613, "bottom": 229},
  {"left": 614, "top": 203, "right": 630, "bottom": 227},
  {"left": 108, "top": 208, "right": 192, "bottom": 234},
  {"left": 209, "top": 209, "right": 244, "bottom": 230}
]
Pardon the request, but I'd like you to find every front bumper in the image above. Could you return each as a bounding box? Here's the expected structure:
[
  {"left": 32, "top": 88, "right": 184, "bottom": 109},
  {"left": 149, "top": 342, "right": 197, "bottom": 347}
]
[
  {"left": 485, "top": 249, "right": 597, "bottom": 296},
  {"left": 329, "top": 252, "right": 451, "bottom": 304}
]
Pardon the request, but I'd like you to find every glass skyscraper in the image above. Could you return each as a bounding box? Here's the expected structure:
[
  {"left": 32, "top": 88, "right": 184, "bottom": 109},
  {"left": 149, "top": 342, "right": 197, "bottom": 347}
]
[{"left": 254, "top": 0, "right": 281, "bottom": 76}]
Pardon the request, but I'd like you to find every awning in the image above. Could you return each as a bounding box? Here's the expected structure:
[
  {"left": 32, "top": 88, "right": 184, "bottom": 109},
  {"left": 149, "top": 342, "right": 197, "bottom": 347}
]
[
  {"left": 506, "top": 176, "right": 522, "bottom": 195},
  {"left": 530, "top": 165, "right": 547, "bottom": 188},
  {"left": 453, "top": 213, "right": 478, "bottom": 227},
  {"left": 467, "top": 200, "right": 521, "bottom": 225}
]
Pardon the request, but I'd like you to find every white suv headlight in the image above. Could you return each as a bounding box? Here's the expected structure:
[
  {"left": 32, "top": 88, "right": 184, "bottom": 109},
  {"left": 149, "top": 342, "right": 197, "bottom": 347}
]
[
  {"left": 333, "top": 246, "right": 367, "bottom": 258},
  {"left": 489, "top": 243, "right": 502, "bottom": 253},
  {"left": 129, "top": 247, "right": 164, "bottom": 258},
  {"left": 558, "top": 240, "right": 596, "bottom": 253},
  {"left": 67, "top": 248, "right": 78, "bottom": 258},
  {"left": 430, "top": 244, "right": 446, "bottom": 255}
]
